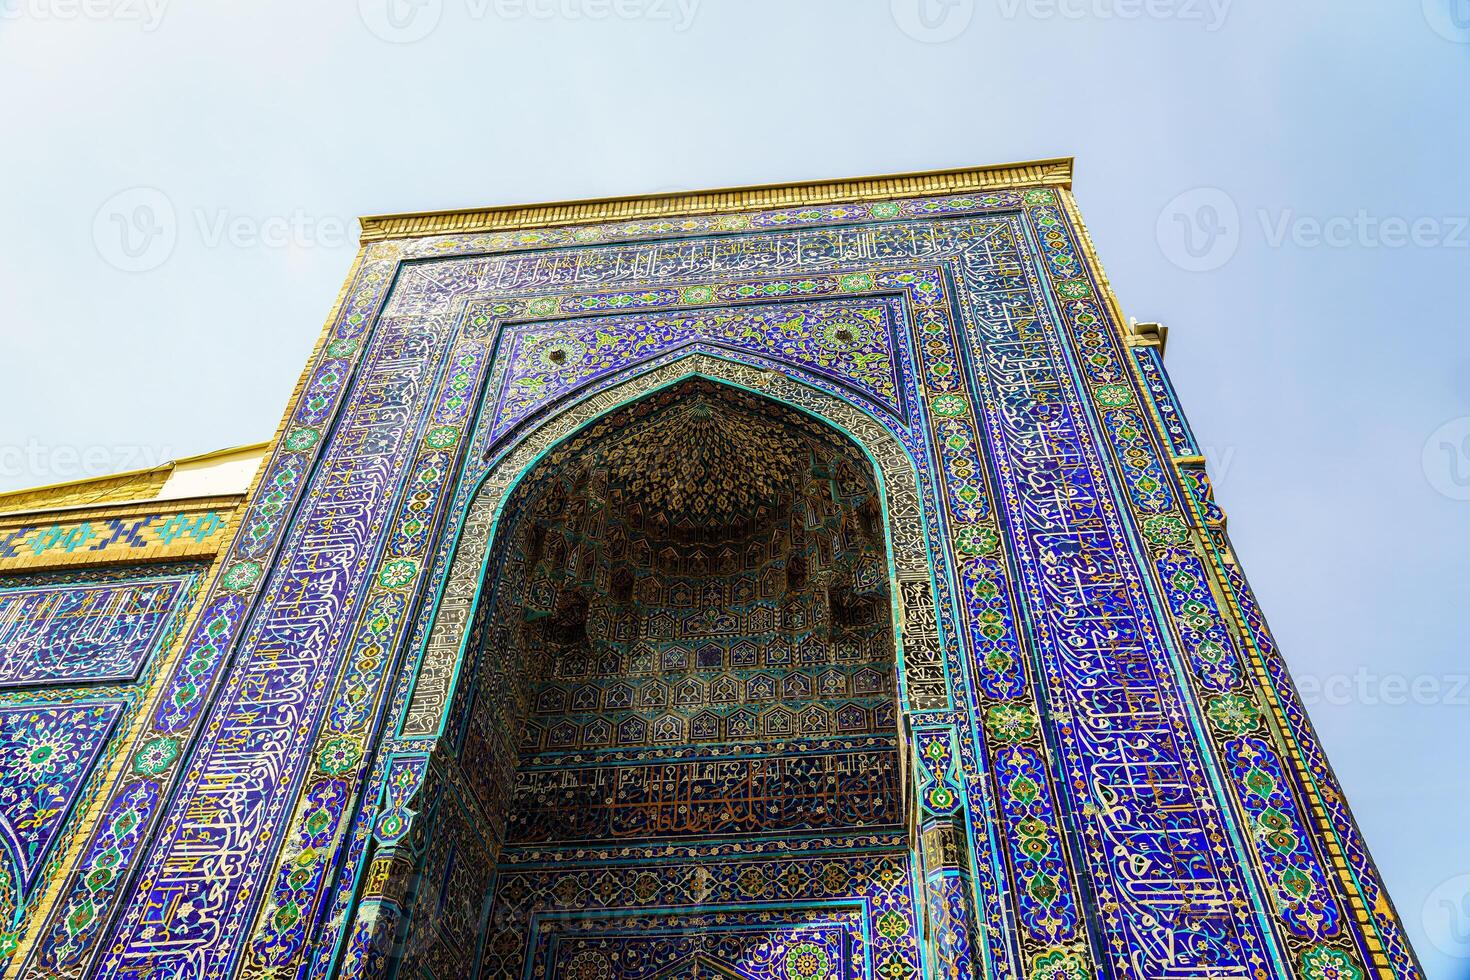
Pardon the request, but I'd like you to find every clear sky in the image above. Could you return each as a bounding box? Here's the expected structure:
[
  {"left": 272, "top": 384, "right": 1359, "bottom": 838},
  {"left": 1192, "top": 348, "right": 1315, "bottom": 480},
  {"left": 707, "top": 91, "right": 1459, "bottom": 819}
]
[{"left": 1, "top": 1, "right": 1466, "bottom": 973}]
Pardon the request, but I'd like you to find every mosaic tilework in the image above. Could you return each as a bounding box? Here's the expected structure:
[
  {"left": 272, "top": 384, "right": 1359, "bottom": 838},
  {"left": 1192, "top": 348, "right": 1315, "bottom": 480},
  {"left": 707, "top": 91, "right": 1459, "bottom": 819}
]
[
  {"left": 471, "top": 385, "right": 904, "bottom": 849},
  {"left": 353, "top": 236, "right": 1096, "bottom": 980},
  {"left": 1129, "top": 342, "right": 1199, "bottom": 459},
  {"left": 484, "top": 841, "right": 922, "bottom": 980},
  {"left": 0, "top": 703, "right": 123, "bottom": 907},
  {"left": 31, "top": 180, "right": 1415, "bottom": 980},
  {"left": 485, "top": 296, "right": 908, "bottom": 441},
  {"left": 510, "top": 749, "right": 900, "bottom": 844},
  {"left": 0, "top": 573, "right": 197, "bottom": 687},
  {"left": 313, "top": 367, "right": 940, "bottom": 980},
  {"left": 920, "top": 818, "right": 978, "bottom": 980},
  {"left": 0, "top": 509, "right": 230, "bottom": 572},
  {"left": 1154, "top": 366, "right": 1415, "bottom": 978},
  {"left": 323, "top": 384, "right": 912, "bottom": 977},
  {"left": 0, "top": 563, "right": 203, "bottom": 969},
  {"left": 321, "top": 238, "right": 1380, "bottom": 978},
  {"left": 541, "top": 918, "right": 853, "bottom": 980}
]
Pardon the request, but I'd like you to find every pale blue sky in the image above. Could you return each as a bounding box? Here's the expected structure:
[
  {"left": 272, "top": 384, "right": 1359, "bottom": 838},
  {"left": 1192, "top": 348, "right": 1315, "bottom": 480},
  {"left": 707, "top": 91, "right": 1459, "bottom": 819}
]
[{"left": 2, "top": 1, "right": 1466, "bottom": 973}]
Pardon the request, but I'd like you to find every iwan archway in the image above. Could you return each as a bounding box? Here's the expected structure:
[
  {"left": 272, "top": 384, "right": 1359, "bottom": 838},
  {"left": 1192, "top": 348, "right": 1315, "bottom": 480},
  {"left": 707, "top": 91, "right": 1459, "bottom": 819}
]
[
  {"left": 26, "top": 170, "right": 1410, "bottom": 980},
  {"left": 36, "top": 168, "right": 1408, "bottom": 980},
  {"left": 344, "top": 357, "right": 971, "bottom": 980}
]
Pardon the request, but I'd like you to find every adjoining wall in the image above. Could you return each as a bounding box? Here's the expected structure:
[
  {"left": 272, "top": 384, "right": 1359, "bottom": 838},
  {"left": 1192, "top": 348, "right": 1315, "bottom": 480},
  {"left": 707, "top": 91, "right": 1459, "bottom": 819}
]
[{"left": 0, "top": 444, "right": 264, "bottom": 974}]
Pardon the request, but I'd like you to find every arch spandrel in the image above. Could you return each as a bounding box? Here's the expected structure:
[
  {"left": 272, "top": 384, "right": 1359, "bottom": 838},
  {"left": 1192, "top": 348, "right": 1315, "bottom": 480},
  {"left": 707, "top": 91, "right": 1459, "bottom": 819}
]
[
  {"left": 479, "top": 295, "right": 912, "bottom": 445},
  {"left": 401, "top": 352, "right": 941, "bottom": 742}
]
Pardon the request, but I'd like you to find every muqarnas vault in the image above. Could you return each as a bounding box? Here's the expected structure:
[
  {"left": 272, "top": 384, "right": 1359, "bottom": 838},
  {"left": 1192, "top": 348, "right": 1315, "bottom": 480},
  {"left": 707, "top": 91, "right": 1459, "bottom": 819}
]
[{"left": 0, "top": 160, "right": 1420, "bottom": 980}]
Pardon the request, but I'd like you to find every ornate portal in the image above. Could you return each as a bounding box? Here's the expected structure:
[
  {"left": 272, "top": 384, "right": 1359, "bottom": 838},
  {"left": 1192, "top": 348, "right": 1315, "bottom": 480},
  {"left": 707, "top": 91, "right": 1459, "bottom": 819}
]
[{"left": 0, "top": 161, "right": 1419, "bottom": 979}]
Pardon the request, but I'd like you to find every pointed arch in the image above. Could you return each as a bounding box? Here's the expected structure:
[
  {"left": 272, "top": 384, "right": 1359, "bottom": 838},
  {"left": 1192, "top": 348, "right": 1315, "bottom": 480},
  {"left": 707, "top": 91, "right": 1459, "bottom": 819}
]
[
  {"left": 338, "top": 351, "right": 952, "bottom": 979},
  {"left": 400, "top": 352, "right": 943, "bottom": 741}
]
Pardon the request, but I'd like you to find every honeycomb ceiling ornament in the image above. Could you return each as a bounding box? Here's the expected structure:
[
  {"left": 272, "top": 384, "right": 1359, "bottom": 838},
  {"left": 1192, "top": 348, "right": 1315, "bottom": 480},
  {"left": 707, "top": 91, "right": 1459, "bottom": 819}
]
[{"left": 597, "top": 387, "right": 807, "bottom": 533}]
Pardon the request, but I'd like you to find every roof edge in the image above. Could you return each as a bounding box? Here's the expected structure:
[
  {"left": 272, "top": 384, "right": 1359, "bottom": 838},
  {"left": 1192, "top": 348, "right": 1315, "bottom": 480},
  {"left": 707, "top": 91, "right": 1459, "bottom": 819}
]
[
  {"left": 0, "top": 441, "right": 272, "bottom": 514},
  {"left": 359, "top": 157, "right": 1074, "bottom": 243}
]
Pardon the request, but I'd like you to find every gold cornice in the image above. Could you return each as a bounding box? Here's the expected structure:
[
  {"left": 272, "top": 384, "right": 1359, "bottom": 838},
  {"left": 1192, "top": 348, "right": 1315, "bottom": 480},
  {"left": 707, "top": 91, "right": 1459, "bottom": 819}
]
[
  {"left": 0, "top": 441, "right": 271, "bottom": 516},
  {"left": 358, "top": 157, "right": 1074, "bottom": 242},
  {"left": 0, "top": 492, "right": 247, "bottom": 522}
]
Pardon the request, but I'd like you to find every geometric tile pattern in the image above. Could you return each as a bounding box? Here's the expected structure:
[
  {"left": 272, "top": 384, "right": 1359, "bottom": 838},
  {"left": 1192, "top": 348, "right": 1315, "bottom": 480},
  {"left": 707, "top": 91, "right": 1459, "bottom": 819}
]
[
  {"left": 0, "top": 510, "right": 231, "bottom": 572},
  {"left": 483, "top": 384, "right": 900, "bottom": 848},
  {"left": 485, "top": 295, "right": 908, "bottom": 441},
  {"left": 489, "top": 843, "right": 919, "bottom": 980},
  {"left": 537, "top": 909, "right": 853, "bottom": 978}
]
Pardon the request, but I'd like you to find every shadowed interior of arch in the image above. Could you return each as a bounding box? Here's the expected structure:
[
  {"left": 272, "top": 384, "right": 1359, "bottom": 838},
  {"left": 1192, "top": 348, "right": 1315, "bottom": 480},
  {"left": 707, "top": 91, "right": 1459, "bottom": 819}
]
[
  {"left": 427, "top": 378, "right": 905, "bottom": 976},
  {"left": 468, "top": 378, "right": 900, "bottom": 845}
]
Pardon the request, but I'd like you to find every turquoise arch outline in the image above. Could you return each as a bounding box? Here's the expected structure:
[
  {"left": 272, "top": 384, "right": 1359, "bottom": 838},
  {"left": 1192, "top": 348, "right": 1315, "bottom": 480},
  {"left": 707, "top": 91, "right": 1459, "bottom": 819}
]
[
  {"left": 395, "top": 349, "right": 951, "bottom": 746},
  {"left": 371, "top": 349, "right": 966, "bottom": 980}
]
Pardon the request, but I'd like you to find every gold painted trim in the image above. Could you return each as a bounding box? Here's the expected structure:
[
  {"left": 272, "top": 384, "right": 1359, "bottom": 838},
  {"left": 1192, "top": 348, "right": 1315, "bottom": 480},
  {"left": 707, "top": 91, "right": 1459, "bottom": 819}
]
[
  {"left": 0, "top": 491, "right": 249, "bottom": 521},
  {"left": 1057, "top": 187, "right": 1136, "bottom": 358},
  {"left": 359, "top": 158, "right": 1075, "bottom": 242},
  {"left": 1124, "top": 319, "right": 1168, "bottom": 355}
]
